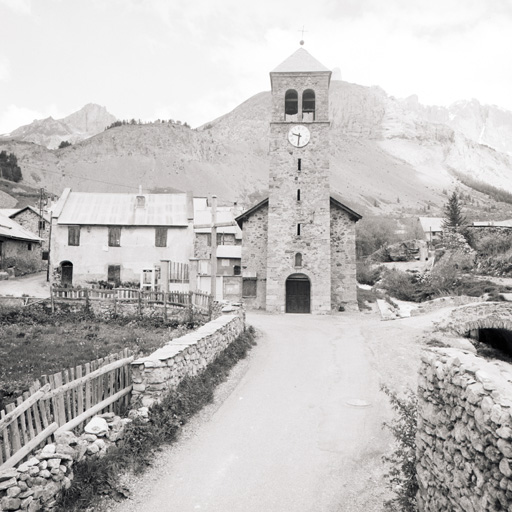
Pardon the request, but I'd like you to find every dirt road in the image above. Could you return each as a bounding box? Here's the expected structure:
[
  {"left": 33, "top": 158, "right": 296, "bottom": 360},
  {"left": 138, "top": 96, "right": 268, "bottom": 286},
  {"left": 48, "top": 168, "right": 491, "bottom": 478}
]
[
  {"left": 108, "top": 310, "right": 439, "bottom": 512},
  {"left": 0, "top": 271, "right": 50, "bottom": 298}
]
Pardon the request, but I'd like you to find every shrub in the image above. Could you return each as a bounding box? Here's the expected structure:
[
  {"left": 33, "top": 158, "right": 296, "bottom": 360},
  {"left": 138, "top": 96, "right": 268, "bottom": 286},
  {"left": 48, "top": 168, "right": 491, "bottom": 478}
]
[
  {"left": 356, "top": 217, "right": 401, "bottom": 258},
  {"left": 380, "top": 269, "right": 420, "bottom": 302},
  {"left": 356, "top": 261, "right": 383, "bottom": 286},
  {"left": 56, "top": 327, "right": 257, "bottom": 511},
  {"left": 381, "top": 385, "right": 418, "bottom": 512}
]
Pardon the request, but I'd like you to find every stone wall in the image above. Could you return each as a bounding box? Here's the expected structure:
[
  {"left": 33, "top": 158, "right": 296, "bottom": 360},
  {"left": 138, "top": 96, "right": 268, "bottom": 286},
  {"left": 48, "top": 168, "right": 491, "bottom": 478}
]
[
  {"left": 48, "top": 298, "right": 210, "bottom": 324},
  {"left": 417, "top": 347, "right": 512, "bottom": 511},
  {"left": 0, "top": 412, "right": 130, "bottom": 512},
  {"left": 1, "top": 240, "right": 43, "bottom": 276},
  {"left": 130, "top": 308, "right": 245, "bottom": 407},
  {"left": 330, "top": 204, "right": 357, "bottom": 311},
  {"left": 240, "top": 202, "right": 268, "bottom": 310}
]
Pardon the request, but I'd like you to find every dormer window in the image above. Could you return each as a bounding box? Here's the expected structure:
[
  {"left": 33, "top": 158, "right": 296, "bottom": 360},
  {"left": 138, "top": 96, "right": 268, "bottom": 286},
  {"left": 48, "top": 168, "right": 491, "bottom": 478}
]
[
  {"left": 285, "top": 89, "right": 298, "bottom": 121},
  {"left": 302, "top": 89, "right": 315, "bottom": 121}
]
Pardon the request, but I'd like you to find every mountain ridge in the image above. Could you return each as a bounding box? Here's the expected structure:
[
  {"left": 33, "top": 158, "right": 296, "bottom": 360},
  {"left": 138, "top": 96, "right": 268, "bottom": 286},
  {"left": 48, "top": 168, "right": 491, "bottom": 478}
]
[{"left": 1, "top": 83, "right": 511, "bottom": 218}]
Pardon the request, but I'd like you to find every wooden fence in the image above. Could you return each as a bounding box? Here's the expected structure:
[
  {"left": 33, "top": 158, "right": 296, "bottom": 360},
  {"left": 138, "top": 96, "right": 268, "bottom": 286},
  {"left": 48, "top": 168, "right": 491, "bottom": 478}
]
[
  {"left": 51, "top": 287, "right": 212, "bottom": 316},
  {"left": 0, "top": 349, "right": 133, "bottom": 470}
]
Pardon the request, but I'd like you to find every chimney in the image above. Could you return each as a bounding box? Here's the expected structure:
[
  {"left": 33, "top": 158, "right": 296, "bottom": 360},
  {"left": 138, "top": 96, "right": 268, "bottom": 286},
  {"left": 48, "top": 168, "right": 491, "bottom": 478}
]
[{"left": 136, "top": 185, "right": 146, "bottom": 208}]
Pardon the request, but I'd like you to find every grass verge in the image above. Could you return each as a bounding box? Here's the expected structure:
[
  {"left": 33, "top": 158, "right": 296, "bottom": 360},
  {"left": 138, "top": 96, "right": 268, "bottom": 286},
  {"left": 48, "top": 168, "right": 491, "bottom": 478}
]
[
  {"left": 55, "top": 326, "right": 257, "bottom": 512},
  {"left": 0, "top": 303, "right": 202, "bottom": 409}
]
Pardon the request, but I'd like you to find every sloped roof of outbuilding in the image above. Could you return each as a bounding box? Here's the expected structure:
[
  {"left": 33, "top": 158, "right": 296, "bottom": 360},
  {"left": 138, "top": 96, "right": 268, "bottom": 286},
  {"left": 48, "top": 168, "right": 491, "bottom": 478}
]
[
  {"left": 0, "top": 213, "right": 42, "bottom": 242},
  {"left": 56, "top": 191, "right": 191, "bottom": 226},
  {"left": 418, "top": 217, "right": 444, "bottom": 233},
  {"left": 271, "top": 48, "right": 331, "bottom": 73}
]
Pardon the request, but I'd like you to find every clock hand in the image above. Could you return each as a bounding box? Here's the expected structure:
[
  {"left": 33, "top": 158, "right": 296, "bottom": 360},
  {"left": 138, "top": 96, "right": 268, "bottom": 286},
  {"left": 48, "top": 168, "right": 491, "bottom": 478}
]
[{"left": 295, "top": 132, "right": 302, "bottom": 144}]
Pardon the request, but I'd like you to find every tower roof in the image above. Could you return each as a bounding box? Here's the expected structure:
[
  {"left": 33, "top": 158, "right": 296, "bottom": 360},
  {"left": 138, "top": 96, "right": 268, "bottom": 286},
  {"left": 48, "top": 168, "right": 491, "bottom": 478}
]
[{"left": 271, "top": 48, "right": 331, "bottom": 73}]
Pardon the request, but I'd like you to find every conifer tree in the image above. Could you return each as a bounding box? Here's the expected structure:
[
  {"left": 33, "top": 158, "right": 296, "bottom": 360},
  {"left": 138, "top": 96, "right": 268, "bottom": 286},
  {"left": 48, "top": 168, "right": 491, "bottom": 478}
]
[{"left": 443, "top": 192, "right": 467, "bottom": 231}]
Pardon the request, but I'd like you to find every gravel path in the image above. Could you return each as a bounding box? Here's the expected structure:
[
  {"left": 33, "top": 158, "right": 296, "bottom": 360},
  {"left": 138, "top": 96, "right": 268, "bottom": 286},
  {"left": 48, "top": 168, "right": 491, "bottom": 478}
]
[{"left": 97, "top": 309, "right": 445, "bottom": 512}]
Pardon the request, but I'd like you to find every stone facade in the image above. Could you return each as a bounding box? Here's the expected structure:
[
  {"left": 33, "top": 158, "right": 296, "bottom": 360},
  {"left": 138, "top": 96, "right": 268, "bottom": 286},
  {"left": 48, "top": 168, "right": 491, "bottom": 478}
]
[
  {"left": 0, "top": 239, "right": 43, "bottom": 276},
  {"left": 239, "top": 202, "right": 268, "bottom": 310},
  {"left": 417, "top": 347, "right": 512, "bottom": 511},
  {"left": 237, "top": 48, "right": 360, "bottom": 314},
  {"left": 10, "top": 208, "right": 50, "bottom": 253},
  {"left": 330, "top": 204, "right": 357, "bottom": 310},
  {"left": 131, "top": 308, "right": 245, "bottom": 407},
  {"left": 0, "top": 413, "right": 130, "bottom": 512}
]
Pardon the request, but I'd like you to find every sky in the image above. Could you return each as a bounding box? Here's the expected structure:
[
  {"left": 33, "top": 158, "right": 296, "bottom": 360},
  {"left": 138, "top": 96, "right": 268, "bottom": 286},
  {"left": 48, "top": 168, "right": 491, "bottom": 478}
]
[{"left": 0, "top": 0, "right": 511, "bottom": 133}]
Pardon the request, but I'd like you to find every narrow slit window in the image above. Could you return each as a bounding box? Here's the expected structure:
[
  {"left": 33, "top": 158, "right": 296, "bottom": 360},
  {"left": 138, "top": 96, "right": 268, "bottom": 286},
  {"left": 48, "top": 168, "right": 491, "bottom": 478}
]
[
  {"left": 297, "top": 189, "right": 301, "bottom": 201},
  {"left": 297, "top": 223, "right": 301, "bottom": 236},
  {"left": 295, "top": 253, "right": 302, "bottom": 267},
  {"left": 298, "top": 158, "right": 301, "bottom": 171}
]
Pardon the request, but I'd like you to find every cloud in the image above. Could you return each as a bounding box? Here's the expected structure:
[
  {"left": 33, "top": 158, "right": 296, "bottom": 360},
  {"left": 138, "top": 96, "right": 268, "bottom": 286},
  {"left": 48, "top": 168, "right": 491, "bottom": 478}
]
[
  {"left": 0, "top": 104, "right": 63, "bottom": 135},
  {"left": 0, "top": 0, "right": 31, "bottom": 15}
]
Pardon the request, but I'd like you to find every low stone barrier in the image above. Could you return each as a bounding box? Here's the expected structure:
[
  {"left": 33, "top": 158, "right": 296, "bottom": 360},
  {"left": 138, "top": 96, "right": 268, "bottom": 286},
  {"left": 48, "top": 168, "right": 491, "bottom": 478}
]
[
  {"left": 130, "top": 307, "right": 245, "bottom": 408},
  {"left": 0, "top": 412, "right": 131, "bottom": 512},
  {"left": 417, "top": 347, "right": 512, "bottom": 511}
]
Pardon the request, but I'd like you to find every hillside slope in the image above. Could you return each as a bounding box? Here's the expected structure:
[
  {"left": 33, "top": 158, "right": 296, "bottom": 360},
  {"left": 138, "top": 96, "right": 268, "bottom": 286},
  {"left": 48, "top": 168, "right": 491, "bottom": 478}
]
[{"left": 1, "top": 82, "right": 511, "bottom": 216}]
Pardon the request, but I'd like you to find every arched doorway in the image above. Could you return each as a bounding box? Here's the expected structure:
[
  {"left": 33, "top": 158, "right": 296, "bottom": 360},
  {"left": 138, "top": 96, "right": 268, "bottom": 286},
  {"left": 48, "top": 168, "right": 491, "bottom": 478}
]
[
  {"left": 285, "top": 273, "right": 310, "bottom": 313},
  {"left": 60, "top": 261, "right": 73, "bottom": 287}
]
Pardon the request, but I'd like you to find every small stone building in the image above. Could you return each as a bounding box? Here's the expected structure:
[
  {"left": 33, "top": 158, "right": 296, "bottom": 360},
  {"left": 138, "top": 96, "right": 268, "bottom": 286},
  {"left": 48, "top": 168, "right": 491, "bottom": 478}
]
[
  {"left": 0, "top": 212, "right": 43, "bottom": 275},
  {"left": 236, "top": 47, "right": 361, "bottom": 314}
]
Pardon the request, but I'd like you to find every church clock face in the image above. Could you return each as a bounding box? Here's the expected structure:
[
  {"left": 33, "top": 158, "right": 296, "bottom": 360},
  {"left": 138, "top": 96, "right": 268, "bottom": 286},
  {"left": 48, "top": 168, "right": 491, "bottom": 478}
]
[{"left": 287, "top": 125, "right": 310, "bottom": 148}]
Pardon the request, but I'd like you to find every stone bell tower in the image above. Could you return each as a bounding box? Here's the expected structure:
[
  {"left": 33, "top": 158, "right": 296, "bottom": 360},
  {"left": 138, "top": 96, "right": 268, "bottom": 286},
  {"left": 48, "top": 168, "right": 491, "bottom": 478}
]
[{"left": 265, "top": 47, "right": 332, "bottom": 314}]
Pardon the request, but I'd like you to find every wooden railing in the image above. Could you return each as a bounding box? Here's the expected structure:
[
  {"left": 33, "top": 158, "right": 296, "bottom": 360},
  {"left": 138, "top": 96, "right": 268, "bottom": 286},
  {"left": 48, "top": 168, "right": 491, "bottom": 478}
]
[
  {"left": 0, "top": 349, "right": 133, "bottom": 470},
  {"left": 51, "top": 287, "right": 212, "bottom": 314}
]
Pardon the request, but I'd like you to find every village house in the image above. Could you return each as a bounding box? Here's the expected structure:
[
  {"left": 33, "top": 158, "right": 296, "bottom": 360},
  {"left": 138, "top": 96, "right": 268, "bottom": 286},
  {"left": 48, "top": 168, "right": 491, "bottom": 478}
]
[
  {"left": 0, "top": 212, "right": 43, "bottom": 276},
  {"left": 236, "top": 47, "right": 361, "bottom": 313},
  {"left": 192, "top": 197, "right": 242, "bottom": 301},
  {"left": 418, "top": 217, "right": 444, "bottom": 245},
  {"left": 50, "top": 188, "right": 194, "bottom": 288},
  {"left": 0, "top": 205, "right": 51, "bottom": 268}
]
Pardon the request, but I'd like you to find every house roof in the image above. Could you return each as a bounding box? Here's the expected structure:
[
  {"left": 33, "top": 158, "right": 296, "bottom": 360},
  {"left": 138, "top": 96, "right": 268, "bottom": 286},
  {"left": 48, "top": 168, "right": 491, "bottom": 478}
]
[
  {"left": 418, "top": 217, "right": 444, "bottom": 233},
  {"left": 235, "top": 195, "right": 362, "bottom": 228},
  {"left": 271, "top": 48, "right": 331, "bottom": 74},
  {"left": 55, "top": 190, "right": 191, "bottom": 226},
  {"left": 0, "top": 213, "right": 42, "bottom": 242},
  {"left": 0, "top": 209, "right": 19, "bottom": 218},
  {"left": 473, "top": 219, "right": 512, "bottom": 228},
  {"left": 9, "top": 205, "right": 50, "bottom": 222}
]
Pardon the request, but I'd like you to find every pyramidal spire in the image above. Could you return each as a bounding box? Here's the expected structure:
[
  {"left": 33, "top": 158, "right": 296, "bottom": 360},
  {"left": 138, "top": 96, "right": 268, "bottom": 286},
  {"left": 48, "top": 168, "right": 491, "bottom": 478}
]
[{"left": 271, "top": 48, "right": 330, "bottom": 73}]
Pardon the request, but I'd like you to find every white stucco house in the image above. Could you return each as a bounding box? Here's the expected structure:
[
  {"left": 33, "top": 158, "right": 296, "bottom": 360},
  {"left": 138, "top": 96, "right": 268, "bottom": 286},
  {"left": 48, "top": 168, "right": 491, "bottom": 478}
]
[{"left": 50, "top": 189, "right": 194, "bottom": 288}]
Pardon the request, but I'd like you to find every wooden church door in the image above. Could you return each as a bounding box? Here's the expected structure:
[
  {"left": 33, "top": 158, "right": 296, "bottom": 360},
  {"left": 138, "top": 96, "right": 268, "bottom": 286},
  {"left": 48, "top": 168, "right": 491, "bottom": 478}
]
[{"left": 285, "top": 274, "right": 310, "bottom": 313}]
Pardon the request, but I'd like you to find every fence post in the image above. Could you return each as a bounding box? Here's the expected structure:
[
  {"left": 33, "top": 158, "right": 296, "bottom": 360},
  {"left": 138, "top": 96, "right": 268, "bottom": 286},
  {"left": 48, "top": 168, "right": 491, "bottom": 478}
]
[
  {"left": 187, "top": 291, "right": 194, "bottom": 324},
  {"left": 138, "top": 290, "right": 142, "bottom": 317},
  {"left": 113, "top": 290, "right": 117, "bottom": 317},
  {"left": 163, "top": 291, "right": 168, "bottom": 322},
  {"left": 50, "top": 287, "right": 55, "bottom": 314}
]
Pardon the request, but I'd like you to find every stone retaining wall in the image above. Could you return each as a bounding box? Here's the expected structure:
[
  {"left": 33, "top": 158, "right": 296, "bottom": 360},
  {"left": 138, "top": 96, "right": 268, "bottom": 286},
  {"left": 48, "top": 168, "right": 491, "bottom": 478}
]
[
  {"left": 0, "top": 412, "right": 131, "bottom": 512},
  {"left": 130, "top": 307, "right": 245, "bottom": 408},
  {"left": 417, "top": 347, "right": 512, "bottom": 511}
]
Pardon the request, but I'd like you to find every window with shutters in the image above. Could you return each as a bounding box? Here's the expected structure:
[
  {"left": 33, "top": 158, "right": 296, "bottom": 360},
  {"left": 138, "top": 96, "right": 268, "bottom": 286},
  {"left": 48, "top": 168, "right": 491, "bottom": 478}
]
[
  {"left": 108, "top": 227, "right": 121, "bottom": 247},
  {"left": 242, "top": 278, "right": 257, "bottom": 297},
  {"left": 107, "top": 265, "right": 121, "bottom": 286},
  {"left": 155, "top": 227, "right": 167, "bottom": 247},
  {"left": 68, "top": 226, "right": 80, "bottom": 246}
]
